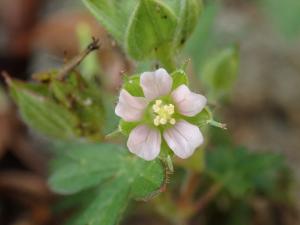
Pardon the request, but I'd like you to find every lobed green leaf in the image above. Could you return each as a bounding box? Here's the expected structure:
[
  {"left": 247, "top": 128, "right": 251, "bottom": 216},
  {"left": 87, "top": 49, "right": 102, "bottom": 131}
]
[
  {"left": 49, "top": 143, "right": 164, "bottom": 197},
  {"left": 67, "top": 178, "right": 130, "bottom": 225},
  {"left": 206, "top": 146, "right": 286, "bottom": 198}
]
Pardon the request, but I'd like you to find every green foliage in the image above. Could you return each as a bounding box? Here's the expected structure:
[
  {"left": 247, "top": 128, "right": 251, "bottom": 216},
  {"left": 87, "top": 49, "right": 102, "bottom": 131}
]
[
  {"left": 72, "top": 86, "right": 105, "bottom": 139},
  {"left": 126, "top": 0, "right": 178, "bottom": 61},
  {"left": 83, "top": 0, "right": 136, "bottom": 44},
  {"left": 10, "top": 80, "right": 80, "bottom": 139},
  {"left": 260, "top": 0, "right": 300, "bottom": 39},
  {"left": 176, "top": 147, "right": 206, "bottom": 172},
  {"left": 174, "top": 0, "right": 203, "bottom": 49},
  {"left": 77, "top": 23, "right": 102, "bottom": 81},
  {"left": 206, "top": 146, "right": 287, "bottom": 198},
  {"left": 8, "top": 71, "right": 105, "bottom": 140},
  {"left": 184, "top": 2, "right": 220, "bottom": 72},
  {"left": 83, "top": 0, "right": 202, "bottom": 69},
  {"left": 67, "top": 179, "right": 130, "bottom": 225},
  {"left": 201, "top": 45, "right": 239, "bottom": 100},
  {"left": 49, "top": 142, "right": 165, "bottom": 225},
  {"left": 183, "top": 2, "right": 240, "bottom": 101},
  {"left": 102, "top": 94, "right": 120, "bottom": 134},
  {"left": 6, "top": 0, "right": 295, "bottom": 224}
]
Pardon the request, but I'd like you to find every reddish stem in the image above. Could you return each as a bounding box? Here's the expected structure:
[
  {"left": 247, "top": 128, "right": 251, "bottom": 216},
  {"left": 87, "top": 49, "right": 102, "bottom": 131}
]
[
  {"left": 194, "top": 183, "right": 222, "bottom": 212},
  {"left": 179, "top": 171, "right": 200, "bottom": 205}
]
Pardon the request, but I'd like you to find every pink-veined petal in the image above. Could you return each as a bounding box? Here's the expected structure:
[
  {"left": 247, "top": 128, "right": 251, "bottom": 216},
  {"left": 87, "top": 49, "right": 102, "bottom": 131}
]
[
  {"left": 163, "top": 120, "right": 203, "bottom": 159},
  {"left": 127, "top": 125, "right": 161, "bottom": 160},
  {"left": 171, "top": 85, "right": 207, "bottom": 117},
  {"left": 115, "top": 89, "right": 147, "bottom": 122},
  {"left": 140, "top": 68, "right": 172, "bottom": 100}
]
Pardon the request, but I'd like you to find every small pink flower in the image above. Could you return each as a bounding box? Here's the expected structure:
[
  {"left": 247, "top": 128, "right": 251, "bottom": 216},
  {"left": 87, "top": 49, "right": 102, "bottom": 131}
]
[{"left": 115, "top": 68, "right": 207, "bottom": 161}]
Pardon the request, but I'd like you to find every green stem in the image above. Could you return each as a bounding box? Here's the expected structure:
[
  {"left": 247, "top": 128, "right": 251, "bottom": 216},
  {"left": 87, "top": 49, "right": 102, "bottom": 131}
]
[
  {"left": 207, "top": 119, "right": 227, "bottom": 130},
  {"left": 166, "top": 155, "right": 174, "bottom": 173},
  {"left": 104, "top": 129, "right": 121, "bottom": 140}
]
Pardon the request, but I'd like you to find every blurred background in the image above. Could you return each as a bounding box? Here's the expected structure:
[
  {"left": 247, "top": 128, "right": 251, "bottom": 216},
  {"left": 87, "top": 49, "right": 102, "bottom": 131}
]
[{"left": 0, "top": 0, "right": 299, "bottom": 224}]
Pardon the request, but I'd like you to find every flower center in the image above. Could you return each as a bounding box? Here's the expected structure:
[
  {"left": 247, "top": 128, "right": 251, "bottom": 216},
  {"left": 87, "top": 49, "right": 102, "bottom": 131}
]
[{"left": 152, "top": 99, "right": 176, "bottom": 126}]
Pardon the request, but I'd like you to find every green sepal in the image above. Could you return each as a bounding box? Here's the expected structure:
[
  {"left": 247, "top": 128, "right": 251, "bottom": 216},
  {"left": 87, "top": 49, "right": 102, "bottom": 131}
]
[
  {"left": 159, "top": 140, "right": 174, "bottom": 159},
  {"left": 171, "top": 69, "right": 189, "bottom": 90},
  {"left": 184, "top": 107, "right": 212, "bottom": 127},
  {"left": 119, "top": 119, "right": 139, "bottom": 136},
  {"left": 123, "top": 74, "right": 144, "bottom": 97},
  {"left": 122, "top": 68, "right": 189, "bottom": 98}
]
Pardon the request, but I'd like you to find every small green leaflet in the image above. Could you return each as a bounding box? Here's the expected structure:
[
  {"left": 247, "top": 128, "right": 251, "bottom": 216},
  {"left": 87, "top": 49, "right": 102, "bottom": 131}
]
[{"left": 49, "top": 142, "right": 165, "bottom": 225}]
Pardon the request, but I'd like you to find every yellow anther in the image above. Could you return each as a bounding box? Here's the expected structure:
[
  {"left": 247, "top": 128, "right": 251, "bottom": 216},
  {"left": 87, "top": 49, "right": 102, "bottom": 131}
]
[
  {"left": 152, "top": 99, "right": 176, "bottom": 126},
  {"left": 170, "top": 118, "right": 176, "bottom": 125},
  {"left": 160, "top": 118, "right": 167, "bottom": 125},
  {"left": 166, "top": 104, "right": 174, "bottom": 115},
  {"left": 155, "top": 99, "right": 162, "bottom": 106},
  {"left": 154, "top": 116, "right": 160, "bottom": 126},
  {"left": 152, "top": 104, "right": 160, "bottom": 113}
]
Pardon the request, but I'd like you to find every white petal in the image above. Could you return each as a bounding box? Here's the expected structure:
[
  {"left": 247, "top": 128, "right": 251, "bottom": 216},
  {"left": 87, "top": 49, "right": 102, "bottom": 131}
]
[
  {"left": 163, "top": 120, "right": 203, "bottom": 159},
  {"left": 140, "top": 68, "right": 172, "bottom": 100},
  {"left": 127, "top": 125, "right": 161, "bottom": 160},
  {"left": 115, "top": 89, "right": 147, "bottom": 122},
  {"left": 171, "top": 85, "right": 207, "bottom": 117}
]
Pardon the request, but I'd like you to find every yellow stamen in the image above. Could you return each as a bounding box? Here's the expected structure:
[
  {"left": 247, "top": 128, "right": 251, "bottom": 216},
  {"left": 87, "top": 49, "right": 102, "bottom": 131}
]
[
  {"left": 154, "top": 116, "right": 160, "bottom": 126},
  {"left": 170, "top": 118, "right": 176, "bottom": 125},
  {"left": 152, "top": 99, "right": 176, "bottom": 126},
  {"left": 155, "top": 99, "right": 162, "bottom": 106},
  {"left": 160, "top": 118, "right": 167, "bottom": 125},
  {"left": 152, "top": 104, "right": 160, "bottom": 113}
]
